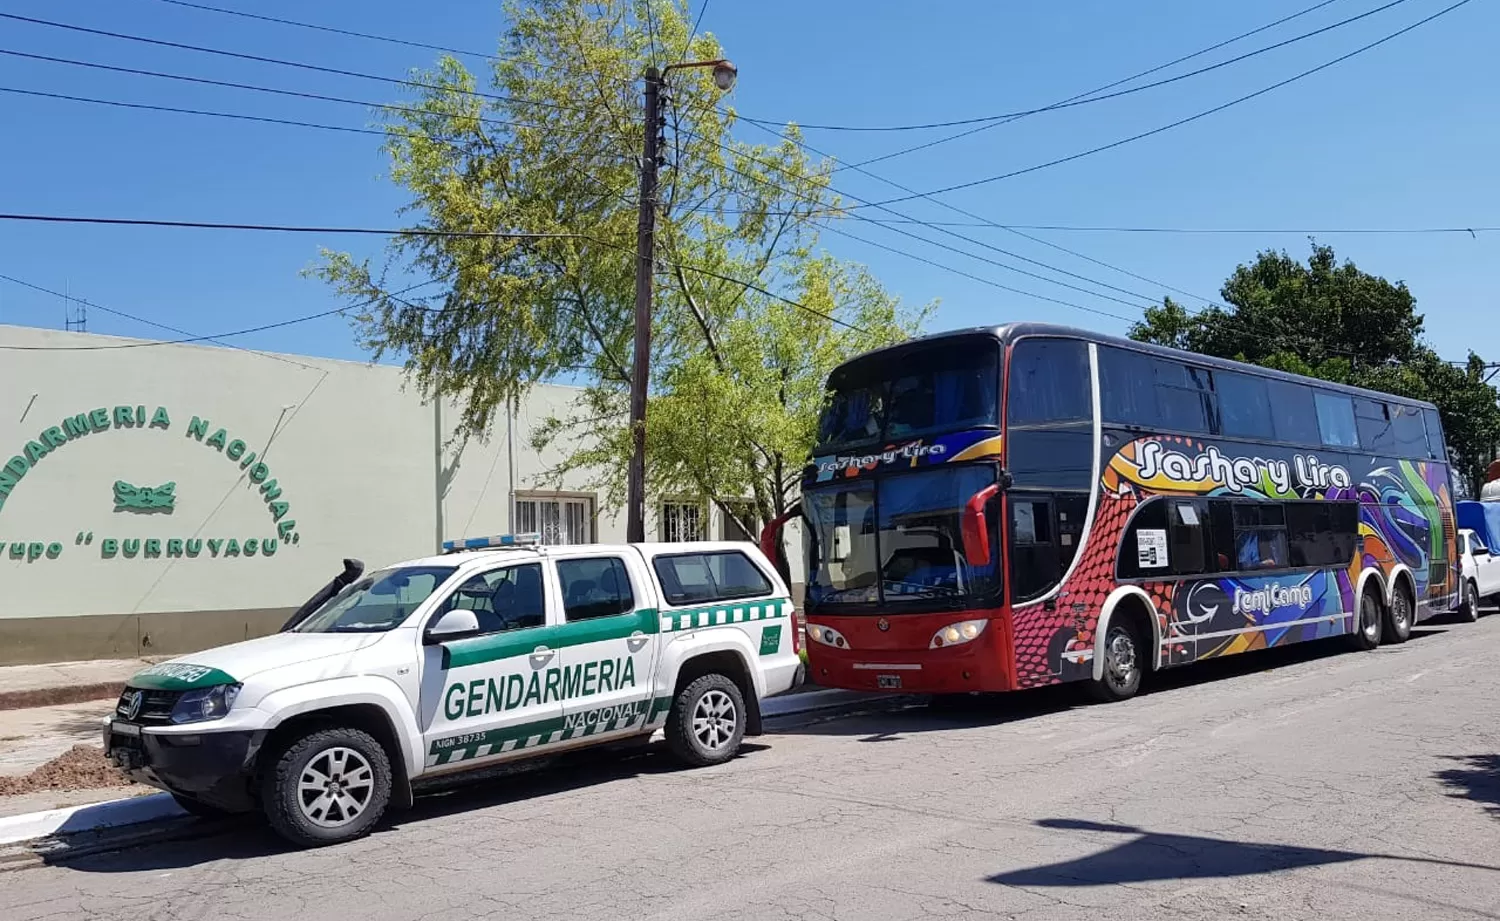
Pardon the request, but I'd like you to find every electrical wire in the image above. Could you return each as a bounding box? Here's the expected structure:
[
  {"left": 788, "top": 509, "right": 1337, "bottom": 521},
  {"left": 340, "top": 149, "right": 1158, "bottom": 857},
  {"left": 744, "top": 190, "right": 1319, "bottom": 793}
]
[
  {"left": 843, "top": 0, "right": 1351, "bottom": 171},
  {"left": 858, "top": 222, "right": 1500, "bottom": 235},
  {"left": 849, "top": 0, "right": 1477, "bottom": 209},
  {"left": 0, "top": 12, "right": 593, "bottom": 116},
  {"left": 747, "top": 0, "right": 1404, "bottom": 132},
  {"left": 147, "top": 0, "right": 499, "bottom": 61}
]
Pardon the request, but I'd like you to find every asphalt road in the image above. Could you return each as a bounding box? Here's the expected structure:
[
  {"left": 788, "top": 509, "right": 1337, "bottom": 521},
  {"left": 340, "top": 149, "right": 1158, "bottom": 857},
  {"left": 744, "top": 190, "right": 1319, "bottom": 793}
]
[{"left": 10, "top": 613, "right": 1500, "bottom": 921}]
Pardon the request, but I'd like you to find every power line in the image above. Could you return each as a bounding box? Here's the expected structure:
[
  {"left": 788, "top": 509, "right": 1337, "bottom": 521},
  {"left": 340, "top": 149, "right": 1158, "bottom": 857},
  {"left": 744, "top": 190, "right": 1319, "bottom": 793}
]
[
  {"left": 0, "top": 213, "right": 612, "bottom": 238},
  {"left": 843, "top": 0, "right": 1350, "bottom": 171},
  {"left": 0, "top": 47, "right": 550, "bottom": 134},
  {"left": 748, "top": 0, "right": 1405, "bottom": 133},
  {"left": 147, "top": 0, "right": 499, "bottom": 61},
  {"left": 0, "top": 271, "right": 325, "bottom": 370},
  {"left": 0, "top": 214, "right": 872, "bottom": 337},
  {"left": 856, "top": 221, "right": 1500, "bottom": 235},
  {"left": 849, "top": 0, "right": 1476, "bottom": 210},
  {"left": 0, "top": 12, "right": 593, "bottom": 116},
  {"left": 737, "top": 118, "right": 1222, "bottom": 309}
]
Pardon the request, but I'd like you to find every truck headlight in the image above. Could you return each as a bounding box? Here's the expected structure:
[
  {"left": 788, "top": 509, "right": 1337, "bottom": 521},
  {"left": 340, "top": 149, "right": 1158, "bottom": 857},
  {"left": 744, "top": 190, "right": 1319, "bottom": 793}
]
[{"left": 171, "top": 684, "right": 242, "bottom": 724}]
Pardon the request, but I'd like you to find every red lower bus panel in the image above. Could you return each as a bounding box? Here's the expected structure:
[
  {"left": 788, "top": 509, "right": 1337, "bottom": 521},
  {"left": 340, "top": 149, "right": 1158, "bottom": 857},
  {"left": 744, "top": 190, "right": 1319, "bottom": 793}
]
[{"left": 805, "top": 609, "right": 1018, "bottom": 694}]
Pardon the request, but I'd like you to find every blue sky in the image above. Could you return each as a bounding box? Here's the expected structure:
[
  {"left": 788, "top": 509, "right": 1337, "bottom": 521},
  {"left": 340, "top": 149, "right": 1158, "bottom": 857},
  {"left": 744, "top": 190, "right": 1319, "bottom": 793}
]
[{"left": 0, "top": 0, "right": 1495, "bottom": 364}]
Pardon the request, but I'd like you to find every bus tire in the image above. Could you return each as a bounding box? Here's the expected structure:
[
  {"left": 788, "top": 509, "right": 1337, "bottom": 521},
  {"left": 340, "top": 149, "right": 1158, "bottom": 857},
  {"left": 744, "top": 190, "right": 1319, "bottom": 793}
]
[
  {"left": 1349, "top": 587, "right": 1384, "bottom": 651},
  {"left": 1458, "top": 579, "right": 1480, "bottom": 623},
  {"left": 1383, "top": 581, "right": 1414, "bottom": 644},
  {"left": 666, "top": 673, "right": 746, "bottom": 768},
  {"left": 1088, "top": 619, "right": 1145, "bottom": 703},
  {"left": 261, "top": 726, "right": 392, "bottom": 848}
]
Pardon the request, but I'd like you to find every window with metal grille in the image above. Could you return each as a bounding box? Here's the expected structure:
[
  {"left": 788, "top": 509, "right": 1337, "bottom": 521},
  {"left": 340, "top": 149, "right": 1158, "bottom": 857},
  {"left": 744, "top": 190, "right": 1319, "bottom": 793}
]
[
  {"left": 660, "top": 502, "right": 705, "bottom": 542},
  {"left": 514, "top": 495, "right": 593, "bottom": 545}
]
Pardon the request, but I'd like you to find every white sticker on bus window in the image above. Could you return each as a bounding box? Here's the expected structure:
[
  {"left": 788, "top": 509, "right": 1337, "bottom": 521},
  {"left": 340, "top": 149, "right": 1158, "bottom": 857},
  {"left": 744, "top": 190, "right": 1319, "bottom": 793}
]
[
  {"left": 1137, "top": 529, "right": 1169, "bottom": 569},
  {"left": 1014, "top": 502, "right": 1037, "bottom": 544},
  {"left": 1177, "top": 503, "right": 1200, "bottom": 526}
]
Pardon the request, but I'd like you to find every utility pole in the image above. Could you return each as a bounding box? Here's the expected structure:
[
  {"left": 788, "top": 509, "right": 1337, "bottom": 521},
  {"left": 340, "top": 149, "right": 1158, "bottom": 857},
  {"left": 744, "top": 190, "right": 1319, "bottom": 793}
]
[
  {"left": 626, "top": 67, "right": 664, "bottom": 544},
  {"left": 625, "top": 59, "right": 737, "bottom": 544}
]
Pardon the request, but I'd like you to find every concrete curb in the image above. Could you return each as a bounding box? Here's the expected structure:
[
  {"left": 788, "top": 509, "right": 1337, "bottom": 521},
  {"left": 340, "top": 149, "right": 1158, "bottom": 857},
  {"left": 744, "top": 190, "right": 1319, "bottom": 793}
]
[
  {"left": 0, "top": 792, "right": 185, "bottom": 847},
  {"left": 0, "top": 682, "right": 125, "bottom": 712}
]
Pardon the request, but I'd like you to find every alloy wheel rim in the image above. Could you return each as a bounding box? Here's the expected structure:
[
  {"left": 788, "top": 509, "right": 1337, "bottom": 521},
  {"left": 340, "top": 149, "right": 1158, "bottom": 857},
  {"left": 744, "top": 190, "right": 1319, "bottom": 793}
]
[
  {"left": 1393, "top": 592, "right": 1411, "bottom": 631},
  {"left": 692, "top": 689, "right": 738, "bottom": 751},
  {"left": 297, "top": 746, "right": 375, "bottom": 828}
]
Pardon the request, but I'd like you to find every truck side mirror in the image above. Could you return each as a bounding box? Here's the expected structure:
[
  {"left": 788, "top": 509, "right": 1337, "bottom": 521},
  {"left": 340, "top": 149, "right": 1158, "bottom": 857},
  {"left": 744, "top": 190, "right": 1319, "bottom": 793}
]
[{"left": 424, "top": 609, "right": 481, "bottom": 645}]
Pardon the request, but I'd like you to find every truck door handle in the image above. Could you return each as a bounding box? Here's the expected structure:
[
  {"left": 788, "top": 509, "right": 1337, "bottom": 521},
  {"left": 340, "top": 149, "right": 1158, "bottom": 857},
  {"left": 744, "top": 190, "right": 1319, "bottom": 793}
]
[
  {"left": 626, "top": 632, "right": 649, "bottom": 652},
  {"left": 529, "top": 646, "right": 555, "bottom": 668}
]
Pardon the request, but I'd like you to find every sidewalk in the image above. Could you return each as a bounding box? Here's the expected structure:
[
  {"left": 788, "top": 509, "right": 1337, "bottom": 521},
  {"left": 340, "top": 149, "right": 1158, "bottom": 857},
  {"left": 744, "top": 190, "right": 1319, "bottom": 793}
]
[
  {"left": 0, "top": 658, "right": 155, "bottom": 711},
  {"left": 0, "top": 660, "right": 156, "bottom": 819}
]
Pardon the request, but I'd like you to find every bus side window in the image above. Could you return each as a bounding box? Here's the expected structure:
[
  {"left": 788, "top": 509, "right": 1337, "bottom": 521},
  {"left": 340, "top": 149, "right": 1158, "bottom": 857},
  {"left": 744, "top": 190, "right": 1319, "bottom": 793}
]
[{"left": 1010, "top": 496, "right": 1055, "bottom": 603}]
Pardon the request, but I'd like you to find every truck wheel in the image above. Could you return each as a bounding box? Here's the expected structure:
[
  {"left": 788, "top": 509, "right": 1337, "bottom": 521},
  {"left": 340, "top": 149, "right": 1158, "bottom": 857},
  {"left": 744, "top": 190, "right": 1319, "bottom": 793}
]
[
  {"left": 261, "top": 726, "right": 392, "bottom": 848},
  {"left": 666, "top": 674, "right": 746, "bottom": 767},
  {"left": 1459, "top": 580, "right": 1480, "bottom": 623},
  {"left": 1384, "top": 583, "right": 1414, "bottom": 643},
  {"left": 1348, "top": 588, "right": 1384, "bottom": 651},
  {"left": 1087, "top": 620, "right": 1144, "bottom": 703}
]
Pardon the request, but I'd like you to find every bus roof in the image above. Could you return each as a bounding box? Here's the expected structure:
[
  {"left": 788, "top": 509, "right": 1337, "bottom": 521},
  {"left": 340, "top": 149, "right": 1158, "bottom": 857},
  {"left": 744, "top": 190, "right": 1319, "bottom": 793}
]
[{"left": 831, "top": 322, "right": 1439, "bottom": 412}]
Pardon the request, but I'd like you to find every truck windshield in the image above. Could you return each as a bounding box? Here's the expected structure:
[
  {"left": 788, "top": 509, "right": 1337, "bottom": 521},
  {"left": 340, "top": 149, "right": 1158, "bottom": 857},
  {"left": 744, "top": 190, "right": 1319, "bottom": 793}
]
[
  {"left": 294, "top": 566, "right": 457, "bottom": 633},
  {"left": 805, "top": 466, "right": 999, "bottom": 610}
]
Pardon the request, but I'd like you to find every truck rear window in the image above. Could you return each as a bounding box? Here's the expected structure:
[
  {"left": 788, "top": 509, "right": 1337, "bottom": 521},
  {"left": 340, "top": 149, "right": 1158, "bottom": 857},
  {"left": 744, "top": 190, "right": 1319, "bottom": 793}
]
[{"left": 653, "top": 551, "right": 772, "bottom": 606}]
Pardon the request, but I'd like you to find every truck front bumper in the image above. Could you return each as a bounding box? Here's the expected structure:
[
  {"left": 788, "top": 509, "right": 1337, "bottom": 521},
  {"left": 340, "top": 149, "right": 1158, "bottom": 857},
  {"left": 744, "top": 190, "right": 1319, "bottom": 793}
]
[{"left": 104, "top": 719, "right": 266, "bottom": 813}]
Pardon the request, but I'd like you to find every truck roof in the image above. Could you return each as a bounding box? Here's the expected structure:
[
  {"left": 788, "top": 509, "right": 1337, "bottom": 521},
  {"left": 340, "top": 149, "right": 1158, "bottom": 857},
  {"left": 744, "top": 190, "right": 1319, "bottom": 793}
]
[{"left": 391, "top": 540, "right": 767, "bottom": 570}]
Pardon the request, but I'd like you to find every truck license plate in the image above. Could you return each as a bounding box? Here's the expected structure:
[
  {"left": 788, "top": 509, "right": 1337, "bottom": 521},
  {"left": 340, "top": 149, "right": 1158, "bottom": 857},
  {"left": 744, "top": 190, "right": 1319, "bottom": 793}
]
[{"left": 877, "top": 674, "right": 902, "bottom": 689}]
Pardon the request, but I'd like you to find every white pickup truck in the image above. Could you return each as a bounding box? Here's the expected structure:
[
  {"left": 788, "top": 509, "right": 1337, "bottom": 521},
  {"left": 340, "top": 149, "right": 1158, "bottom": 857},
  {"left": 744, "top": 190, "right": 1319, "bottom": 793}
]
[
  {"left": 104, "top": 535, "right": 805, "bottom": 847},
  {"left": 1458, "top": 528, "right": 1500, "bottom": 620}
]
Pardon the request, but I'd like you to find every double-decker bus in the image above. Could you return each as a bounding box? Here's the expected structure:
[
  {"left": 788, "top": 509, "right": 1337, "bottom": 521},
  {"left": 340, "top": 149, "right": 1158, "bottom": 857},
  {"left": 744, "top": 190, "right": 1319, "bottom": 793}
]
[{"left": 773, "top": 323, "right": 1458, "bottom": 702}]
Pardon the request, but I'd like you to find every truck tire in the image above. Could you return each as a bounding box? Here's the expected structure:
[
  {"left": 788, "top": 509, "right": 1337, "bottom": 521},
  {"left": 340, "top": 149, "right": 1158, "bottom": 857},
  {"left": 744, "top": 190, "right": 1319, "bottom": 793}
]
[
  {"left": 666, "top": 673, "right": 746, "bottom": 768},
  {"left": 261, "top": 726, "right": 392, "bottom": 848},
  {"left": 1459, "top": 579, "right": 1480, "bottom": 623}
]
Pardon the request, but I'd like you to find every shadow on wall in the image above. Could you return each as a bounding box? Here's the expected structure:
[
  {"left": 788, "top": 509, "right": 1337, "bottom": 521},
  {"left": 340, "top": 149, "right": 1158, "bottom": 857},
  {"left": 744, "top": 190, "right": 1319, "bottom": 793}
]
[
  {"left": 986, "top": 819, "right": 1500, "bottom": 888},
  {"left": 1434, "top": 754, "right": 1500, "bottom": 818}
]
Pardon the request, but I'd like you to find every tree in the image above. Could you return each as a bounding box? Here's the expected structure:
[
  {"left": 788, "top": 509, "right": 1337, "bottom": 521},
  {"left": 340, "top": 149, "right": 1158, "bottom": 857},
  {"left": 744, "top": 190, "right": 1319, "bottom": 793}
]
[
  {"left": 1131, "top": 242, "right": 1500, "bottom": 495},
  {"left": 313, "top": 0, "right": 926, "bottom": 532}
]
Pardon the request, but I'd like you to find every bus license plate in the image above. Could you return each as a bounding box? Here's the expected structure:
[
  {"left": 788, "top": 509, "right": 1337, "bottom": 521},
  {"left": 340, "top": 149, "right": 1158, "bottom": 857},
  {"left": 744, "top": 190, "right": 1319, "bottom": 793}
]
[{"left": 877, "top": 674, "right": 902, "bottom": 689}]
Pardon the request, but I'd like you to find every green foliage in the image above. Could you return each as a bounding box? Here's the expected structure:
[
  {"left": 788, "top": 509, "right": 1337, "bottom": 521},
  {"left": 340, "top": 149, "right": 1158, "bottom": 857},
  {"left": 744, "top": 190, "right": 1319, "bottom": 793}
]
[
  {"left": 1131, "top": 242, "right": 1500, "bottom": 495},
  {"left": 312, "top": 0, "right": 926, "bottom": 529}
]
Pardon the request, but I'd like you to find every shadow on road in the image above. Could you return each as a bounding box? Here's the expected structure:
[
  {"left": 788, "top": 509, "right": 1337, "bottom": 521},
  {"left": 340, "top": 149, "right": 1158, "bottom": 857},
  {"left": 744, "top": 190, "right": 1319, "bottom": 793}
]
[
  {"left": 1434, "top": 754, "right": 1500, "bottom": 818},
  {"left": 47, "top": 741, "right": 770, "bottom": 873},
  {"left": 987, "top": 818, "right": 1500, "bottom": 887},
  {"left": 786, "top": 631, "right": 1427, "bottom": 741}
]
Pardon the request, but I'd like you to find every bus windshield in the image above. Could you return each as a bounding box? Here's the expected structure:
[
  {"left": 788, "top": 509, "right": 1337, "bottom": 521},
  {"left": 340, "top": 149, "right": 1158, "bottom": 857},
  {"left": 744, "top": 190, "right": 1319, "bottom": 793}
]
[
  {"left": 816, "top": 339, "right": 999, "bottom": 451},
  {"left": 805, "top": 465, "right": 1000, "bottom": 610}
]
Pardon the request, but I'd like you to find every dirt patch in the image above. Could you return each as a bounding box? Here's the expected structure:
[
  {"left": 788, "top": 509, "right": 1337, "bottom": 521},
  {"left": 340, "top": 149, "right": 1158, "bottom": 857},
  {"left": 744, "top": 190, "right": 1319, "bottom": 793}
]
[{"left": 0, "top": 745, "right": 133, "bottom": 796}]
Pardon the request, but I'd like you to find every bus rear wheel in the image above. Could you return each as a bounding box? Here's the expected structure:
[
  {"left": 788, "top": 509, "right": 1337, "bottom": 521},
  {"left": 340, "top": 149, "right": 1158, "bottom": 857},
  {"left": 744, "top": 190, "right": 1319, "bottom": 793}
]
[
  {"left": 1383, "top": 583, "right": 1414, "bottom": 644},
  {"left": 1088, "top": 621, "right": 1144, "bottom": 703},
  {"left": 1349, "top": 589, "right": 1384, "bottom": 651}
]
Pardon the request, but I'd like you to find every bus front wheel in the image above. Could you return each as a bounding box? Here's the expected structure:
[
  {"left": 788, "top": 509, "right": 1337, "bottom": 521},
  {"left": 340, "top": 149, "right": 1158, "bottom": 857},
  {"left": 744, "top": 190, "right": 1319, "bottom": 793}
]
[{"left": 1088, "top": 621, "right": 1144, "bottom": 703}]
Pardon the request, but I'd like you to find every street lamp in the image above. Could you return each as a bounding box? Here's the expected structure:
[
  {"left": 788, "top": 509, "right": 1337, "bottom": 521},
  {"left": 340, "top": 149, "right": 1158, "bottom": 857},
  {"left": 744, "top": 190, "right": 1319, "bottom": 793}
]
[{"left": 625, "top": 58, "right": 737, "bottom": 543}]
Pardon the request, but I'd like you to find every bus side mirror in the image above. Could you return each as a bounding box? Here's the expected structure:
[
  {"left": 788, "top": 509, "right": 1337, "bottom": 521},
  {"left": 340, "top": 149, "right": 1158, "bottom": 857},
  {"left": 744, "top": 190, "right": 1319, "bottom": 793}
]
[{"left": 961, "top": 484, "right": 1002, "bottom": 568}]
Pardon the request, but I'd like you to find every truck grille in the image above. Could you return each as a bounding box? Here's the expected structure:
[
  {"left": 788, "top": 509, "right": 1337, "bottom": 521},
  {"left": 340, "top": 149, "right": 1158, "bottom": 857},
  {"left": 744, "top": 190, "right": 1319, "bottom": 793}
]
[{"left": 115, "top": 687, "right": 183, "bottom": 724}]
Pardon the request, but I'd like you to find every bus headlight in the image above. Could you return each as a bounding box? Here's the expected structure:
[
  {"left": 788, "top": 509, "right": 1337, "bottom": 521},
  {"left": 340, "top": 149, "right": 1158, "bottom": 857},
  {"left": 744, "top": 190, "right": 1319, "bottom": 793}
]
[
  {"left": 807, "top": 624, "right": 850, "bottom": 649},
  {"left": 930, "top": 620, "right": 987, "bottom": 649}
]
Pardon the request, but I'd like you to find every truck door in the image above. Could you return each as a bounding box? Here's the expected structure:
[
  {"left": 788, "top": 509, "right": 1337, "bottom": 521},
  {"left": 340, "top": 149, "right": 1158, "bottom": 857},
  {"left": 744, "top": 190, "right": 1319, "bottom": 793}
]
[
  {"left": 550, "top": 552, "right": 660, "bottom": 740},
  {"left": 417, "top": 561, "right": 570, "bottom": 770}
]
